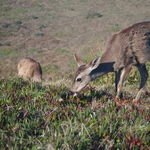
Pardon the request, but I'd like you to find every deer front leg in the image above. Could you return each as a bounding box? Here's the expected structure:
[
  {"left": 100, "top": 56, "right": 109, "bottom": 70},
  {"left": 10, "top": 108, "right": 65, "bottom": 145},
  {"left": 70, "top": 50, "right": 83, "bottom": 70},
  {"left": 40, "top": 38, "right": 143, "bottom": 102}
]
[
  {"left": 115, "top": 70, "right": 123, "bottom": 98},
  {"left": 134, "top": 64, "right": 148, "bottom": 102},
  {"left": 116, "top": 66, "right": 132, "bottom": 98},
  {"left": 115, "top": 70, "right": 121, "bottom": 93}
]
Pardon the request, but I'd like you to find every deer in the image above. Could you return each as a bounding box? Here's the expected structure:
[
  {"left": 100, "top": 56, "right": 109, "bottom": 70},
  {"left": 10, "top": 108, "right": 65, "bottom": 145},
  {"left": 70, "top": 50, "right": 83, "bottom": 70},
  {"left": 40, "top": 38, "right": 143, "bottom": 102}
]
[
  {"left": 17, "top": 57, "right": 42, "bottom": 82},
  {"left": 71, "top": 21, "right": 150, "bottom": 102}
]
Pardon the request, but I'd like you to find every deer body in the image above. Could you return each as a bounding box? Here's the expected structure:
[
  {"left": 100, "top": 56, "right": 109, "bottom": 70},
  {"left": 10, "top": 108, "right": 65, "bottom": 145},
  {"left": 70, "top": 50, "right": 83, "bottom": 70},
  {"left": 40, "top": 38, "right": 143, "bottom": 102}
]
[
  {"left": 101, "top": 22, "right": 150, "bottom": 70},
  {"left": 71, "top": 21, "right": 150, "bottom": 101},
  {"left": 17, "top": 57, "right": 42, "bottom": 82}
]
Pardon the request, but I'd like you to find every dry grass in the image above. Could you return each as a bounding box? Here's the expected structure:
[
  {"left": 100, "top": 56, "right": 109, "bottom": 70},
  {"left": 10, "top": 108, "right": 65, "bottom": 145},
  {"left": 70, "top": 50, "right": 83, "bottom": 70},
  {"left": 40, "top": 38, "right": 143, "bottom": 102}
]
[{"left": 0, "top": 0, "right": 150, "bottom": 80}]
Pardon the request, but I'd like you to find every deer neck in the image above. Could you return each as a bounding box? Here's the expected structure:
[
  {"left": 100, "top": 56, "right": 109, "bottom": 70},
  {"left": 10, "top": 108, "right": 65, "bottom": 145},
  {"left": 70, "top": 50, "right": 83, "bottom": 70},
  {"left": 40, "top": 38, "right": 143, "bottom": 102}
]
[{"left": 90, "top": 62, "right": 114, "bottom": 80}]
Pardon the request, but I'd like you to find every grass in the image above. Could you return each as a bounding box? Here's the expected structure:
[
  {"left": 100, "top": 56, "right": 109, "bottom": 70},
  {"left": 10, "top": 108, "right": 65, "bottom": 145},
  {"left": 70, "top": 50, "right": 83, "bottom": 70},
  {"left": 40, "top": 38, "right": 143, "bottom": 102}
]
[
  {"left": 0, "top": 0, "right": 150, "bottom": 149},
  {"left": 0, "top": 47, "right": 18, "bottom": 57},
  {"left": 34, "top": 32, "right": 44, "bottom": 36},
  {"left": 28, "top": 48, "right": 43, "bottom": 54},
  {"left": 0, "top": 7, "right": 28, "bottom": 20},
  {"left": 86, "top": 11, "right": 103, "bottom": 19},
  {"left": 1, "top": 0, "right": 150, "bottom": 78},
  {"left": 111, "top": 24, "right": 121, "bottom": 33},
  {"left": 43, "top": 65, "right": 59, "bottom": 73},
  {"left": 0, "top": 78, "right": 150, "bottom": 149},
  {"left": 55, "top": 49, "right": 70, "bottom": 55},
  {"left": 55, "top": 33, "right": 66, "bottom": 39}
]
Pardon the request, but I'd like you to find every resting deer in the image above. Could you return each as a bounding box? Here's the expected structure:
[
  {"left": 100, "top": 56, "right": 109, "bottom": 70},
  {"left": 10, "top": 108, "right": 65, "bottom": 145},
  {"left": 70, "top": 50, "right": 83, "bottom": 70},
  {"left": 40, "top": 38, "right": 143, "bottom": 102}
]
[
  {"left": 17, "top": 57, "right": 42, "bottom": 82},
  {"left": 71, "top": 21, "right": 150, "bottom": 101}
]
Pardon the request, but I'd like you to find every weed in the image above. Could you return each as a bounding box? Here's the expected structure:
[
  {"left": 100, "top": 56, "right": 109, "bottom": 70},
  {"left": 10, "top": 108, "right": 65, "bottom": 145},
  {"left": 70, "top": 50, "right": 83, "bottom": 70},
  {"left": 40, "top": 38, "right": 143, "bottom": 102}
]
[
  {"left": 43, "top": 65, "right": 59, "bottom": 73},
  {"left": 32, "top": 16, "right": 39, "bottom": 20},
  {"left": 55, "top": 49, "right": 69, "bottom": 55},
  {"left": 34, "top": 32, "right": 44, "bottom": 36},
  {"left": 0, "top": 48, "right": 18, "bottom": 57},
  {"left": 55, "top": 33, "right": 66, "bottom": 39},
  {"left": 86, "top": 11, "right": 103, "bottom": 19},
  {"left": 28, "top": 48, "right": 43, "bottom": 54},
  {"left": 112, "top": 24, "right": 121, "bottom": 32},
  {"left": 0, "top": 78, "right": 149, "bottom": 149}
]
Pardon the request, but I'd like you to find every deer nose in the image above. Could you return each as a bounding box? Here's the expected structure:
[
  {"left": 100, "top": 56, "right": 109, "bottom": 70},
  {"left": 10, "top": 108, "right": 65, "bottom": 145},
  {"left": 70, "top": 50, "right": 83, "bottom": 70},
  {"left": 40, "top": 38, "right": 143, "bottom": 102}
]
[
  {"left": 69, "top": 89, "right": 75, "bottom": 93},
  {"left": 70, "top": 87, "right": 75, "bottom": 92},
  {"left": 69, "top": 88, "right": 78, "bottom": 96},
  {"left": 69, "top": 90, "right": 78, "bottom": 97},
  {"left": 73, "top": 93, "right": 78, "bottom": 97}
]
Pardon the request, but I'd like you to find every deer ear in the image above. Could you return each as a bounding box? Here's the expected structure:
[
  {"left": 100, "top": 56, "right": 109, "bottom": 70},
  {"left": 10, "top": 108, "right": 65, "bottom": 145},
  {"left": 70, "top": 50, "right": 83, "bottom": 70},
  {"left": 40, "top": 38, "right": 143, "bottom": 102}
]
[
  {"left": 88, "top": 57, "right": 101, "bottom": 69},
  {"left": 74, "top": 54, "right": 84, "bottom": 67}
]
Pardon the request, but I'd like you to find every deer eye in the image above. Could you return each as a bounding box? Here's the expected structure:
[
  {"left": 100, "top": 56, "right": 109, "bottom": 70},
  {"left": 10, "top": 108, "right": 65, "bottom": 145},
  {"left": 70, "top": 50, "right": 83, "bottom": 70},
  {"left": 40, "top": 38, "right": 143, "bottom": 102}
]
[{"left": 76, "top": 78, "right": 82, "bottom": 82}]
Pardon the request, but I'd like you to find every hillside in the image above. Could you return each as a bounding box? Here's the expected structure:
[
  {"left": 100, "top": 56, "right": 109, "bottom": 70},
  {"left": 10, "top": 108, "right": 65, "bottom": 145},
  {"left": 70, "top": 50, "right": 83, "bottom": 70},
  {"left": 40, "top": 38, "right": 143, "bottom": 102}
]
[
  {"left": 0, "top": 1, "right": 150, "bottom": 149},
  {"left": 0, "top": 0, "right": 150, "bottom": 80},
  {"left": 0, "top": 79, "right": 150, "bottom": 149}
]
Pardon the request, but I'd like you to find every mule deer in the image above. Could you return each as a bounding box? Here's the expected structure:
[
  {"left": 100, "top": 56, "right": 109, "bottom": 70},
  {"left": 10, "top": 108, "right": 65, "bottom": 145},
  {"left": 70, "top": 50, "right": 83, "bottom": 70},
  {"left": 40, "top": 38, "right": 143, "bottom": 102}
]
[
  {"left": 17, "top": 57, "right": 42, "bottom": 82},
  {"left": 71, "top": 21, "right": 150, "bottom": 101}
]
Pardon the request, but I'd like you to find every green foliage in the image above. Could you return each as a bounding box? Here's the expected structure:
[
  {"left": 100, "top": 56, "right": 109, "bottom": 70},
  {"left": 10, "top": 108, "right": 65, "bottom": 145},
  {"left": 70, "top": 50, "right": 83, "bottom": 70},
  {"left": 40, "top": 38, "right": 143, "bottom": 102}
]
[
  {"left": 55, "top": 33, "right": 66, "bottom": 39},
  {"left": 111, "top": 24, "right": 121, "bottom": 32},
  {"left": 55, "top": 49, "right": 69, "bottom": 55},
  {"left": 43, "top": 65, "right": 59, "bottom": 73},
  {"left": 0, "top": 48, "right": 18, "bottom": 57},
  {"left": 0, "top": 7, "right": 28, "bottom": 20},
  {"left": 0, "top": 79, "right": 149, "bottom": 149},
  {"left": 34, "top": 32, "right": 44, "bottom": 36},
  {"left": 86, "top": 11, "right": 103, "bottom": 19},
  {"left": 28, "top": 48, "right": 43, "bottom": 54}
]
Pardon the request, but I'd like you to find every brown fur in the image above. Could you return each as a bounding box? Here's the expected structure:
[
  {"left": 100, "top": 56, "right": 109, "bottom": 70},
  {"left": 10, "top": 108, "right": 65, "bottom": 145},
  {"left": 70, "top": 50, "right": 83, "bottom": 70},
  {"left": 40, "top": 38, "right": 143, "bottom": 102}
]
[
  {"left": 101, "top": 21, "right": 150, "bottom": 70},
  {"left": 72, "top": 21, "right": 150, "bottom": 101},
  {"left": 17, "top": 57, "right": 42, "bottom": 82}
]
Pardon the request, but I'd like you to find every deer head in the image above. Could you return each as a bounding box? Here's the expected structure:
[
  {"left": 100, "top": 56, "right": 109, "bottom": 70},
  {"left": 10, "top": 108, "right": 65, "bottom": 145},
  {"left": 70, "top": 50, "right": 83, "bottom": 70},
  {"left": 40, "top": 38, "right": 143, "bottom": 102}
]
[{"left": 71, "top": 54, "right": 101, "bottom": 93}]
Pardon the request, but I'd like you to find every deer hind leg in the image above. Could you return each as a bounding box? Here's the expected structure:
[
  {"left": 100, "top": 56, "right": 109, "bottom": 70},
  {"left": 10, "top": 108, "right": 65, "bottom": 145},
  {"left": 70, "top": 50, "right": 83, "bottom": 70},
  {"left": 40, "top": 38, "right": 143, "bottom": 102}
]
[
  {"left": 116, "top": 65, "right": 132, "bottom": 98},
  {"left": 134, "top": 64, "right": 148, "bottom": 102}
]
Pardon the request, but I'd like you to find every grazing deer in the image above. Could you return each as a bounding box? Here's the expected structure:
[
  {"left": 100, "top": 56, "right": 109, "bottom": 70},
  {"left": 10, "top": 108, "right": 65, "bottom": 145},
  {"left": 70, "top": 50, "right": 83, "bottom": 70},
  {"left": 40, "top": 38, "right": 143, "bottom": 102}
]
[
  {"left": 17, "top": 57, "right": 42, "bottom": 82},
  {"left": 71, "top": 21, "right": 150, "bottom": 101}
]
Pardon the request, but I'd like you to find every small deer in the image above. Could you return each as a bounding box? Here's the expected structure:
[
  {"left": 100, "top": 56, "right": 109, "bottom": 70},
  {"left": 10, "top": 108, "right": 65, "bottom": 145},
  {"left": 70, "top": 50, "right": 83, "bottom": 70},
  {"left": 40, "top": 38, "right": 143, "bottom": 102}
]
[
  {"left": 71, "top": 21, "right": 150, "bottom": 101},
  {"left": 17, "top": 57, "right": 42, "bottom": 82}
]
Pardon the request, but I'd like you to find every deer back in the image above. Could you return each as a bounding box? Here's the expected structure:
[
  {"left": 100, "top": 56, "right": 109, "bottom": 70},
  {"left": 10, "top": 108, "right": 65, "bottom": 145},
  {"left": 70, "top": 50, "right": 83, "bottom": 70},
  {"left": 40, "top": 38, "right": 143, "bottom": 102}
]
[
  {"left": 17, "top": 57, "right": 42, "bottom": 82},
  {"left": 101, "top": 21, "right": 150, "bottom": 71}
]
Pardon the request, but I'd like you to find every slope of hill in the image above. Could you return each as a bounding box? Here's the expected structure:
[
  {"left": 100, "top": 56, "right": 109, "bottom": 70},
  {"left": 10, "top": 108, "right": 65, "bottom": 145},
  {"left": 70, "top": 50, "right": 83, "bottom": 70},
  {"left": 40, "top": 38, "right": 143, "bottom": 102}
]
[
  {"left": 0, "top": 1, "right": 150, "bottom": 149},
  {"left": 0, "top": 0, "right": 150, "bottom": 80},
  {"left": 0, "top": 79, "right": 150, "bottom": 149}
]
